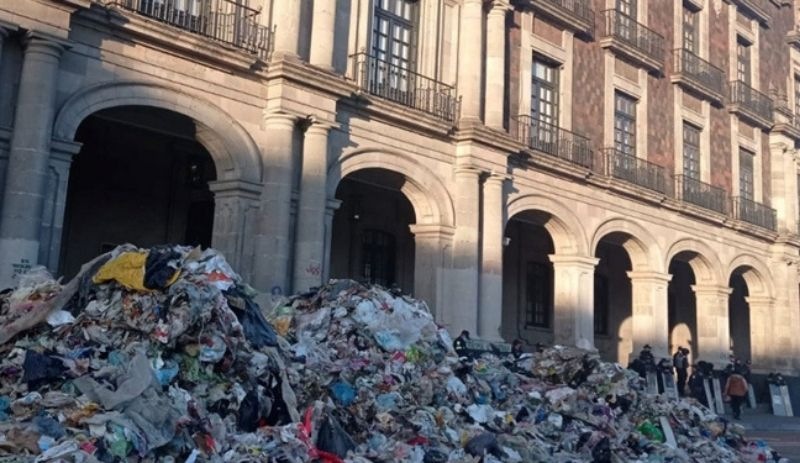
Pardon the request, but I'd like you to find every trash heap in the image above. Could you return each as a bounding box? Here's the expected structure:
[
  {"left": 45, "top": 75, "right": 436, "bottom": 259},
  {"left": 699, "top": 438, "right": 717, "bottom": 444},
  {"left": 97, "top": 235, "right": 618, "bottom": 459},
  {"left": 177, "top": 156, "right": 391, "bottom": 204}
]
[{"left": 0, "top": 246, "right": 782, "bottom": 462}]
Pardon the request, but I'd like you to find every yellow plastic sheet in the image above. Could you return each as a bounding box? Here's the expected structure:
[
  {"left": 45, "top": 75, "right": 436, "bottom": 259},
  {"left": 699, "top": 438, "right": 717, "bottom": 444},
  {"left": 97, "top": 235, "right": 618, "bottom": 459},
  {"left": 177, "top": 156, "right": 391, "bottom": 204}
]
[{"left": 92, "top": 251, "right": 180, "bottom": 291}]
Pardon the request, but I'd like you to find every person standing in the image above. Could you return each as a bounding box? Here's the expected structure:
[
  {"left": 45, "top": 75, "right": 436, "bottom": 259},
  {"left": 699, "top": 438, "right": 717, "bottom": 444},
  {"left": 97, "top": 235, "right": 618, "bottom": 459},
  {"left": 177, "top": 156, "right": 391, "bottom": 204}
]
[
  {"left": 453, "top": 330, "right": 470, "bottom": 358},
  {"left": 673, "top": 347, "right": 690, "bottom": 397},
  {"left": 724, "top": 369, "right": 749, "bottom": 420}
]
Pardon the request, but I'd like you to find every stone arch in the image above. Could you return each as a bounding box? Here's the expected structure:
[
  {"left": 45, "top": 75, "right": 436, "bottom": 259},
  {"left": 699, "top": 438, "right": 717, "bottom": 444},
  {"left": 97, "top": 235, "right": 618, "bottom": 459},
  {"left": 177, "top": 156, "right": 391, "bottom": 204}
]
[
  {"left": 590, "top": 217, "right": 662, "bottom": 271},
  {"left": 665, "top": 238, "right": 724, "bottom": 285},
  {"left": 52, "top": 80, "right": 262, "bottom": 183},
  {"left": 728, "top": 253, "right": 774, "bottom": 299},
  {"left": 327, "top": 148, "right": 455, "bottom": 227},
  {"left": 506, "top": 193, "right": 589, "bottom": 255}
]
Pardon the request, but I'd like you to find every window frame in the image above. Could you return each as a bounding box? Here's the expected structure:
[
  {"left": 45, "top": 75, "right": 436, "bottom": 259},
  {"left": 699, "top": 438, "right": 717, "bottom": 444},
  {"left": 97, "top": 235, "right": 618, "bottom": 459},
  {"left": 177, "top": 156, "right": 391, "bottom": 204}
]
[
  {"left": 614, "top": 91, "right": 637, "bottom": 156},
  {"left": 682, "top": 4, "right": 699, "bottom": 54},
  {"left": 531, "top": 56, "right": 560, "bottom": 126},
  {"left": 739, "top": 148, "right": 755, "bottom": 201},
  {"left": 370, "top": 0, "right": 420, "bottom": 72},
  {"left": 682, "top": 122, "right": 702, "bottom": 180},
  {"left": 736, "top": 36, "right": 752, "bottom": 85},
  {"left": 360, "top": 228, "right": 397, "bottom": 287}
]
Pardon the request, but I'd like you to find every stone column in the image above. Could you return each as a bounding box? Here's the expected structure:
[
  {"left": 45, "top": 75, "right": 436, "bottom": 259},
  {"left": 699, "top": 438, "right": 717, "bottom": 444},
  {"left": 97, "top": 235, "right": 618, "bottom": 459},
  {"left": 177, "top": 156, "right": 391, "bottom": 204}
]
[
  {"left": 309, "top": 0, "right": 336, "bottom": 70},
  {"left": 293, "top": 121, "right": 333, "bottom": 291},
  {"left": 447, "top": 167, "right": 481, "bottom": 334},
  {"left": 208, "top": 179, "right": 262, "bottom": 282},
  {"left": 322, "top": 198, "right": 341, "bottom": 282},
  {"left": 628, "top": 271, "right": 672, "bottom": 359},
  {"left": 479, "top": 173, "right": 506, "bottom": 340},
  {"left": 458, "top": 0, "right": 484, "bottom": 121},
  {"left": 410, "top": 223, "right": 454, "bottom": 324},
  {"left": 550, "top": 255, "right": 598, "bottom": 348},
  {"left": 0, "top": 35, "right": 65, "bottom": 287},
  {"left": 692, "top": 284, "right": 732, "bottom": 366},
  {"left": 484, "top": 0, "right": 510, "bottom": 129},
  {"left": 272, "top": 0, "right": 302, "bottom": 60},
  {"left": 38, "top": 139, "right": 81, "bottom": 274},
  {"left": 746, "top": 295, "right": 774, "bottom": 370},
  {"left": 252, "top": 112, "right": 297, "bottom": 297}
]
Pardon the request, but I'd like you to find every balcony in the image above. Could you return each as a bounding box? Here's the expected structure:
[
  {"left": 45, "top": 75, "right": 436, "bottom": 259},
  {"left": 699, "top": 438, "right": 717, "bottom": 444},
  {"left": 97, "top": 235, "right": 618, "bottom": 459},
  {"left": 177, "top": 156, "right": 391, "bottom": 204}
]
[
  {"left": 601, "top": 148, "right": 668, "bottom": 194},
  {"left": 351, "top": 53, "right": 460, "bottom": 122},
  {"left": 514, "top": 116, "right": 593, "bottom": 169},
  {"left": 599, "top": 10, "right": 665, "bottom": 74},
  {"left": 530, "top": 0, "right": 594, "bottom": 38},
  {"left": 732, "top": 196, "right": 777, "bottom": 231},
  {"left": 674, "top": 175, "right": 729, "bottom": 215},
  {"left": 728, "top": 80, "right": 774, "bottom": 129},
  {"left": 671, "top": 49, "right": 725, "bottom": 106},
  {"left": 108, "top": 0, "right": 274, "bottom": 58}
]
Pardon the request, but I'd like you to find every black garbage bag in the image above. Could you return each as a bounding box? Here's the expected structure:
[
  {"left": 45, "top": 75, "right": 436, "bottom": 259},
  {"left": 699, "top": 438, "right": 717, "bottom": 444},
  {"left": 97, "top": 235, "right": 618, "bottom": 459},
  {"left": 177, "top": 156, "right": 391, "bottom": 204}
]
[
  {"left": 22, "top": 350, "right": 67, "bottom": 389},
  {"left": 225, "top": 286, "right": 279, "bottom": 348},
  {"left": 316, "top": 415, "right": 356, "bottom": 458},
  {"left": 592, "top": 437, "right": 612, "bottom": 463},
  {"left": 464, "top": 433, "right": 502, "bottom": 458},
  {"left": 423, "top": 449, "right": 448, "bottom": 463},
  {"left": 237, "top": 390, "right": 262, "bottom": 432},
  {"left": 144, "top": 246, "right": 182, "bottom": 290}
]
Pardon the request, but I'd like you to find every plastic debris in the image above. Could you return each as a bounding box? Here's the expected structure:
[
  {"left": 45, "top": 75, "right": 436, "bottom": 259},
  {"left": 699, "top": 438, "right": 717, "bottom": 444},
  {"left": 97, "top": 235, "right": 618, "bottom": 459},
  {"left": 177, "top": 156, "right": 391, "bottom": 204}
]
[{"left": 0, "top": 245, "right": 783, "bottom": 462}]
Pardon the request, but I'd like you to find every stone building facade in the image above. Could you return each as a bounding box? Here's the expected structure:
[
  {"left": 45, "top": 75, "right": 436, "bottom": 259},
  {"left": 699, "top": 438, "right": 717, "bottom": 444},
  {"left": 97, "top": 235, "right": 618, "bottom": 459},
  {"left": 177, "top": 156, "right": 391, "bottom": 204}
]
[{"left": 1, "top": 0, "right": 800, "bottom": 375}]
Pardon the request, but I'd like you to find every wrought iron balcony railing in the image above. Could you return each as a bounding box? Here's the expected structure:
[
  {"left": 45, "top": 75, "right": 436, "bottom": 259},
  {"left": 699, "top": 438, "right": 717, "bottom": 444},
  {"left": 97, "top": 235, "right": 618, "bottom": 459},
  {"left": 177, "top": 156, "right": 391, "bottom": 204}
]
[
  {"left": 672, "top": 49, "right": 725, "bottom": 102},
  {"left": 533, "top": 0, "right": 594, "bottom": 36},
  {"left": 351, "top": 52, "right": 460, "bottom": 122},
  {"left": 109, "top": 0, "right": 274, "bottom": 58},
  {"left": 601, "top": 148, "right": 668, "bottom": 194},
  {"left": 674, "top": 175, "right": 729, "bottom": 215},
  {"left": 601, "top": 9, "right": 664, "bottom": 65},
  {"left": 732, "top": 196, "right": 777, "bottom": 231},
  {"left": 729, "top": 80, "right": 773, "bottom": 126},
  {"left": 514, "top": 116, "right": 593, "bottom": 169}
]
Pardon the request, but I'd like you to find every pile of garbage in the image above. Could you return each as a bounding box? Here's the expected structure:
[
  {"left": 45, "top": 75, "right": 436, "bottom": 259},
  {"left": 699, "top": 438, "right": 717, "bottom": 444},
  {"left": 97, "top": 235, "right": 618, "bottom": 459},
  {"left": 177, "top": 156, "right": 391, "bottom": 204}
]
[{"left": 0, "top": 245, "right": 783, "bottom": 462}]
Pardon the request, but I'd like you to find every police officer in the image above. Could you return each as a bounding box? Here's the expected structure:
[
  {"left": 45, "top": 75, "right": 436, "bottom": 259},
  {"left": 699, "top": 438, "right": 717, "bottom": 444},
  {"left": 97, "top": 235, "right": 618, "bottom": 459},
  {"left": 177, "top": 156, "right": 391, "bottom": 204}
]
[{"left": 453, "top": 330, "right": 470, "bottom": 358}]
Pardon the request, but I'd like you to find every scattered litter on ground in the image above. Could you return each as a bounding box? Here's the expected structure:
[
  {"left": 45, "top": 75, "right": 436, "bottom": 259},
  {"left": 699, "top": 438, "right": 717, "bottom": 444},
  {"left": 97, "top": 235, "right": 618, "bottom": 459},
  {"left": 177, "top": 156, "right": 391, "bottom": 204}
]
[{"left": 0, "top": 245, "right": 787, "bottom": 462}]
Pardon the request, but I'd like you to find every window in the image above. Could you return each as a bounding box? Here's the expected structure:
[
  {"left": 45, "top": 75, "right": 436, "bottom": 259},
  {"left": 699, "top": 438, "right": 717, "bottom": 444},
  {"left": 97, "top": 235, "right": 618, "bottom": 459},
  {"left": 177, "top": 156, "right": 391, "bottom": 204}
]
[
  {"left": 594, "top": 274, "right": 609, "bottom": 335},
  {"left": 372, "top": 0, "right": 418, "bottom": 70},
  {"left": 531, "top": 57, "right": 560, "bottom": 150},
  {"left": 361, "top": 229, "right": 396, "bottom": 286},
  {"left": 614, "top": 92, "right": 637, "bottom": 155},
  {"left": 736, "top": 37, "right": 751, "bottom": 84},
  {"left": 683, "top": 123, "right": 701, "bottom": 180},
  {"left": 794, "top": 75, "right": 800, "bottom": 114},
  {"left": 526, "top": 261, "right": 551, "bottom": 328},
  {"left": 682, "top": 5, "right": 699, "bottom": 54},
  {"left": 739, "top": 149, "right": 754, "bottom": 201},
  {"left": 615, "top": 0, "right": 637, "bottom": 40}
]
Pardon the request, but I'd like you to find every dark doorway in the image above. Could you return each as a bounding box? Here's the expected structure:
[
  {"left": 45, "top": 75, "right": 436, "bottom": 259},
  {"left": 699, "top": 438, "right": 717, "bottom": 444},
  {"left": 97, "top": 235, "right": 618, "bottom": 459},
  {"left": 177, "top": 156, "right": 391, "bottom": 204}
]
[{"left": 60, "top": 106, "right": 216, "bottom": 277}]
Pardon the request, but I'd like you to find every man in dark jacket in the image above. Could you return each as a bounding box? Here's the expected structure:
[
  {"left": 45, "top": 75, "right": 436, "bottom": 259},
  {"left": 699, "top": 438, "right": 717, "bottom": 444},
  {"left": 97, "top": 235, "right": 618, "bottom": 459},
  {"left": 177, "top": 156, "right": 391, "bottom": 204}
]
[
  {"left": 673, "top": 347, "right": 690, "bottom": 396},
  {"left": 453, "top": 330, "right": 470, "bottom": 358}
]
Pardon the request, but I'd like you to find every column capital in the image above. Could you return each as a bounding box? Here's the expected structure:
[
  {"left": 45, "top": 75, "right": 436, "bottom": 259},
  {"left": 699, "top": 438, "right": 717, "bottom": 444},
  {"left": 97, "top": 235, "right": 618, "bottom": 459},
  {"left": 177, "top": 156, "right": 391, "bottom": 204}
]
[
  {"left": 548, "top": 254, "right": 599, "bottom": 268},
  {"left": 627, "top": 271, "right": 673, "bottom": 283},
  {"left": 23, "top": 32, "right": 69, "bottom": 57},
  {"left": 263, "top": 111, "right": 299, "bottom": 128},
  {"left": 303, "top": 116, "right": 338, "bottom": 134},
  {"left": 484, "top": 171, "right": 510, "bottom": 185},
  {"left": 691, "top": 284, "right": 732, "bottom": 297},
  {"left": 208, "top": 179, "right": 263, "bottom": 199},
  {"left": 488, "top": 0, "right": 512, "bottom": 13},
  {"left": 409, "top": 223, "right": 456, "bottom": 239},
  {"left": 745, "top": 295, "right": 774, "bottom": 307}
]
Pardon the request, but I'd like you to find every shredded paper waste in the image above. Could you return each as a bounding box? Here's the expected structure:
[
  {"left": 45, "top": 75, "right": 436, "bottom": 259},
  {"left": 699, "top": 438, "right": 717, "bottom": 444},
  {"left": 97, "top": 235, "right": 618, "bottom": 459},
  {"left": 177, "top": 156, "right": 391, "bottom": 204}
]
[{"left": 0, "top": 245, "right": 787, "bottom": 462}]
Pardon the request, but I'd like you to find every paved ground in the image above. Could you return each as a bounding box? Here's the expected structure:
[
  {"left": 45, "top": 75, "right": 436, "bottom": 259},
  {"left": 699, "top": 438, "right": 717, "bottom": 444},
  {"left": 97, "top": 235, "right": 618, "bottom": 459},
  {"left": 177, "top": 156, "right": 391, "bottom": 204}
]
[{"left": 737, "top": 409, "right": 800, "bottom": 461}]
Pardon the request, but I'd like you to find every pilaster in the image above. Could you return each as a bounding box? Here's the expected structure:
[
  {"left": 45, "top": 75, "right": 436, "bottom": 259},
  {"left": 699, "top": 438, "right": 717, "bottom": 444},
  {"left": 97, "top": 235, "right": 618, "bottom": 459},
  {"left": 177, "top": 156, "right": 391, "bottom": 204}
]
[
  {"left": 0, "top": 34, "right": 66, "bottom": 287},
  {"left": 410, "top": 223, "right": 455, "bottom": 325},
  {"left": 252, "top": 112, "right": 298, "bottom": 296},
  {"left": 208, "top": 179, "right": 263, "bottom": 282},
  {"left": 479, "top": 172, "right": 507, "bottom": 341},
  {"left": 271, "top": 0, "right": 302, "bottom": 60},
  {"left": 692, "top": 284, "right": 733, "bottom": 366},
  {"left": 38, "top": 138, "right": 81, "bottom": 274},
  {"left": 293, "top": 120, "right": 335, "bottom": 291},
  {"left": 628, "top": 271, "right": 672, "bottom": 359},
  {"left": 484, "top": 0, "right": 511, "bottom": 129},
  {"left": 550, "top": 254, "right": 599, "bottom": 349},
  {"left": 309, "top": 0, "right": 336, "bottom": 70},
  {"left": 458, "top": 0, "right": 484, "bottom": 121}
]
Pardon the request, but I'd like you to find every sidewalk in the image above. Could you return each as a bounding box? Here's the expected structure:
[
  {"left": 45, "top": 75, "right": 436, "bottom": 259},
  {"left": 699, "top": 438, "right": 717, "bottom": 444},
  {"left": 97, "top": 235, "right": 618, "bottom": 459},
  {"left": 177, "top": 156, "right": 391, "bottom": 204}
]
[{"left": 738, "top": 409, "right": 800, "bottom": 433}]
